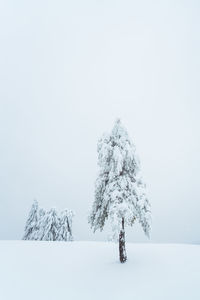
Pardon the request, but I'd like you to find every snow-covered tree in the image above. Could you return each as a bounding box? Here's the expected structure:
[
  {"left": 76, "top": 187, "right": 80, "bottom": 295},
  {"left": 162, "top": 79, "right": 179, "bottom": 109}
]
[
  {"left": 38, "top": 208, "right": 60, "bottom": 241},
  {"left": 31, "top": 208, "right": 46, "bottom": 240},
  {"left": 89, "top": 119, "right": 151, "bottom": 263},
  {"left": 23, "top": 199, "right": 39, "bottom": 240},
  {"left": 23, "top": 201, "right": 74, "bottom": 241},
  {"left": 58, "top": 209, "right": 74, "bottom": 241}
]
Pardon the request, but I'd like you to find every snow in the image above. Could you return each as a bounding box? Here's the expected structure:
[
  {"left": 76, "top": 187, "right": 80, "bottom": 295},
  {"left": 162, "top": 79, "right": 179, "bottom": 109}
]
[{"left": 0, "top": 241, "right": 199, "bottom": 300}]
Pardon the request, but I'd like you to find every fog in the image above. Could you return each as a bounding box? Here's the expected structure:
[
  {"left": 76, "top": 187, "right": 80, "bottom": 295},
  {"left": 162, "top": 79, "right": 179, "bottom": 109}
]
[{"left": 0, "top": 0, "right": 200, "bottom": 243}]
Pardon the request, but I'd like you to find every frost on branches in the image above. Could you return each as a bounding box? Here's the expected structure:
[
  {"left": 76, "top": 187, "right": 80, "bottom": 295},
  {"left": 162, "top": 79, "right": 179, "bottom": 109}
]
[
  {"left": 89, "top": 119, "right": 151, "bottom": 263},
  {"left": 23, "top": 200, "right": 74, "bottom": 241}
]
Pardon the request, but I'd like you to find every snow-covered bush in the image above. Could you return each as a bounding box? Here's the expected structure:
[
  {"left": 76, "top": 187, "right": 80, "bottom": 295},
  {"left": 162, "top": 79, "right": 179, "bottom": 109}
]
[
  {"left": 23, "top": 201, "right": 74, "bottom": 241},
  {"left": 89, "top": 119, "right": 151, "bottom": 263}
]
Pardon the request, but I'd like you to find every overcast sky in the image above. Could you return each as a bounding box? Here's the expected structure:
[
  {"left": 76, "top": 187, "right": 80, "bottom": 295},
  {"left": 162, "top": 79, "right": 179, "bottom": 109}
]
[{"left": 0, "top": 0, "right": 200, "bottom": 243}]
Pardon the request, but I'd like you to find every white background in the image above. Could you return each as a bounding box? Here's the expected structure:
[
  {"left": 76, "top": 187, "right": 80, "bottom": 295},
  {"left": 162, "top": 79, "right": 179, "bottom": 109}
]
[{"left": 0, "top": 0, "right": 199, "bottom": 243}]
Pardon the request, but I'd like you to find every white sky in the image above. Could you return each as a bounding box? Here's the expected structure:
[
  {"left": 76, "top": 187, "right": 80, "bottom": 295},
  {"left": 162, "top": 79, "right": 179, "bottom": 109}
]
[{"left": 0, "top": 0, "right": 200, "bottom": 243}]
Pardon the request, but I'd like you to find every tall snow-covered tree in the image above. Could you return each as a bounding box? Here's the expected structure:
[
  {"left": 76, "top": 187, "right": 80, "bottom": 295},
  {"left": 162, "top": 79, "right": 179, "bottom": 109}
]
[
  {"left": 23, "top": 199, "right": 39, "bottom": 240},
  {"left": 38, "top": 208, "right": 59, "bottom": 241},
  {"left": 58, "top": 209, "right": 74, "bottom": 241},
  {"left": 89, "top": 119, "right": 151, "bottom": 263}
]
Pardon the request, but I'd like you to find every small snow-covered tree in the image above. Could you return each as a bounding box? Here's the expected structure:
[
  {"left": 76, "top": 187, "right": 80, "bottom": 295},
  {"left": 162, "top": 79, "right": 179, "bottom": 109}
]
[
  {"left": 31, "top": 208, "right": 46, "bottom": 240},
  {"left": 66, "top": 210, "right": 74, "bottom": 241},
  {"left": 58, "top": 209, "right": 74, "bottom": 241},
  {"left": 38, "top": 208, "right": 59, "bottom": 241},
  {"left": 89, "top": 119, "right": 151, "bottom": 263},
  {"left": 23, "top": 199, "right": 39, "bottom": 240}
]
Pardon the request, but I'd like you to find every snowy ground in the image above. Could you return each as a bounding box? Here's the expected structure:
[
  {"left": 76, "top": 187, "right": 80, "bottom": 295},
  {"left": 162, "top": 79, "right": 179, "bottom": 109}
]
[{"left": 0, "top": 241, "right": 199, "bottom": 300}]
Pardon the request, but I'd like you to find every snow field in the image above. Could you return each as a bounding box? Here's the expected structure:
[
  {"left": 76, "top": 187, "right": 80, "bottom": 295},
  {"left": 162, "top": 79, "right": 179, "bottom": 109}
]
[{"left": 0, "top": 241, "right": 199, "bottom": 300}]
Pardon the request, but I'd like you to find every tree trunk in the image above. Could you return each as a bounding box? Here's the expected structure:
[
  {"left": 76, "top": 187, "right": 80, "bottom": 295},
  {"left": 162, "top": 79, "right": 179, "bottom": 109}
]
[{"left": 119, "top": 218, "right": 127, "bottom": 263}]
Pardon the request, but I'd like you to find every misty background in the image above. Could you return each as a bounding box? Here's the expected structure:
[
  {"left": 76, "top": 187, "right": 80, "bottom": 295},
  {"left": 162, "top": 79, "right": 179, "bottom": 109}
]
[{"left": 0, "top": 0, "right": 199, "bottom": 243}]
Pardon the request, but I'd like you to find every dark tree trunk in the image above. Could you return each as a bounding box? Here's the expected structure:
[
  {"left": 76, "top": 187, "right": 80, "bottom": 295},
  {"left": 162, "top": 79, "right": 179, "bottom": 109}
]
[{"left": 119, "top": 218, "right": 127, "bottom": 263}]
